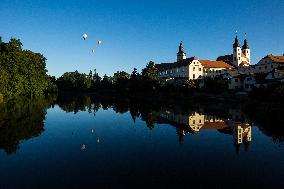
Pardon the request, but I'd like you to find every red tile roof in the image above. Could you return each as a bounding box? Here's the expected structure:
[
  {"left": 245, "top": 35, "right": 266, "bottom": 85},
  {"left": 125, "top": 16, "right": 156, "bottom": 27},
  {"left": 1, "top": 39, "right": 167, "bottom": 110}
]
[
  {"left": 201, "top": 122, "right": 229, "bottom": 130},
  {"left": 199, "top": 60, "right": 234, "bottom": 69},
  {"left": 267, "top": 55, "right": 284, "bottom": 64}
]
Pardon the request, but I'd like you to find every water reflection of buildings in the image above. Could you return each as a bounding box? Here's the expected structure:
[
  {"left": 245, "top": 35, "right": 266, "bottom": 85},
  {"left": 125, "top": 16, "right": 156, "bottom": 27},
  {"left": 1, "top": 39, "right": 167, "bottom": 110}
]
[{"left": 158, "top": 111, "right": 251, "bottom": 151}]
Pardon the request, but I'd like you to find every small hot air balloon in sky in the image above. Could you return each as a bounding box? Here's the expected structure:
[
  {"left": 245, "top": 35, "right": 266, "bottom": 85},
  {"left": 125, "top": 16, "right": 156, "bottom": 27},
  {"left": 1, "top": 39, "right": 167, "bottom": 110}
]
[
  {"left": 92, "top": 49, "right": 95, "bottom": 53},
  {"left": 82, "top": 33, "right": 88, "bottom": 40},
  {"left": 97, "top": 40, "right": 102, "bottom": 45}
]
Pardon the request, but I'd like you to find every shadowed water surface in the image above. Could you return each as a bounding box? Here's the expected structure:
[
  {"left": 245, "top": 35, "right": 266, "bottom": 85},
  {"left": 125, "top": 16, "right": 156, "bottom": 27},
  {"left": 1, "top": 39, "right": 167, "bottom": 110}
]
[{"left": 0, "top": 95, "right": 283, "bottom": 188}]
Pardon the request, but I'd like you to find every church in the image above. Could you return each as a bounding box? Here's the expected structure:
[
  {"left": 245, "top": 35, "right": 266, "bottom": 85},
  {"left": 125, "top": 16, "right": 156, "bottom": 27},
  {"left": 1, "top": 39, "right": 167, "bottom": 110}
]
[{"left": 155, "top": 37, "right": 242, "bottom": 80}]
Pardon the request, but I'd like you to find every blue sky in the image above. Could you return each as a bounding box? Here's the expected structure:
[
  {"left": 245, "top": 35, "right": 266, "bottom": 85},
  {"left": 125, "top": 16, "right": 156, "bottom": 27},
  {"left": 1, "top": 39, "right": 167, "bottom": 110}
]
[{"left": 1, "top": 0, "right": 283, "bottom": 77}]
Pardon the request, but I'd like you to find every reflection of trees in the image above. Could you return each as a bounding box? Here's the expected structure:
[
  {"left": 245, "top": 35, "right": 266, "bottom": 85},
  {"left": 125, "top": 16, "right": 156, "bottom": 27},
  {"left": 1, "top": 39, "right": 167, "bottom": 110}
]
[
  {"left": 57, "top": 94, "right": 101, "bottom": 116},
  {"left": 0, "top": 97, "right": 54, "bottom": 154},
  {"left": 55, "top": 94, "right": 284, "bottom": 147}
]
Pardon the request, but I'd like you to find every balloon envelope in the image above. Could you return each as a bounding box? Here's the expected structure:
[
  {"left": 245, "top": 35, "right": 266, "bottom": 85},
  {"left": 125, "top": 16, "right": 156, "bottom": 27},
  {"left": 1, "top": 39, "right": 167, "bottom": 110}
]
[
  {"left": 97, "top": 40, "right": 102, "bottom": 45},
  {"left": 82, "top": 33, "right": 88, "bottom": 40}
]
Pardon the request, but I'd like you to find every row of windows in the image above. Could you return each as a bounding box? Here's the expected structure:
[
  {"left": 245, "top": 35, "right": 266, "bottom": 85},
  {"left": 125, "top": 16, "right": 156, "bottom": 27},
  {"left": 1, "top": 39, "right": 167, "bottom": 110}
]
[
  {"left": 192, "top": 67, "right": 202, "bottom": 71},
  {"left": 204, "top": 69, "right": 222, "bottom": 74},
  {"left": 192, "top": 120, "right": 202, "bottom": 124},
  {"left": 159, "top": 68, "right": 185, "bottom": 75}
]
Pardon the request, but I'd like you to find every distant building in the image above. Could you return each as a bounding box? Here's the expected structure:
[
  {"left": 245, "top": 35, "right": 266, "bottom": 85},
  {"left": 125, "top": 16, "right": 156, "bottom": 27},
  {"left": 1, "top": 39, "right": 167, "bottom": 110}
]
[
  {"left": 155, "top": 42, "right": 233, "bottom": 80},
  {"left": 217, "top": 33, "right": 250, "bottom": 67},
  {"left": 155, "top": 35, "right": 284, "bottom": 91}
]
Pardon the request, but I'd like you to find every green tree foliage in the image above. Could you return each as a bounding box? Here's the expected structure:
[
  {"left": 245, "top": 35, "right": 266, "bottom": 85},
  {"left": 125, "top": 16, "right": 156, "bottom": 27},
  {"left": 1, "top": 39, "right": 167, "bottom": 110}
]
[
  {"left": 141, "top": 61, "right": 159, "bottom": 81},
  {"left": 0, "top": 37, "right": 54, "bottom": 98}
]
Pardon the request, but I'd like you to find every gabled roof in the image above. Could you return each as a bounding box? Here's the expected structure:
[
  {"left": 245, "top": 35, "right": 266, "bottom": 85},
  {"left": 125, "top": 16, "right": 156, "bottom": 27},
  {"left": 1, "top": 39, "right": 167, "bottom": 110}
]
[
  {"left": 264, "top": 55, "right": 284, "bottom": 64},
  {"left": 199, "top": 60, "right": 234, "bottom": 68},
  {"left": 155, "top": 57, "right": 198, "bottom": 70},
  {"left": 216, "top": 54, "right": 233, "bottom": 65}
]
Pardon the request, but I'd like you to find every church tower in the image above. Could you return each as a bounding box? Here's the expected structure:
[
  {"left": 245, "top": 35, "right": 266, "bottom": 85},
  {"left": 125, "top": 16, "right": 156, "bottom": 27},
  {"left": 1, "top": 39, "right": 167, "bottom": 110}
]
[
  {"left": 242, "top": 38, "right": 250, "bottom": 64},
  {"left": 177, "top": 41, "right": 187, "bottom": 61},
  {"left": 233, "top": 33, "right": 242, "bottom": 67}
]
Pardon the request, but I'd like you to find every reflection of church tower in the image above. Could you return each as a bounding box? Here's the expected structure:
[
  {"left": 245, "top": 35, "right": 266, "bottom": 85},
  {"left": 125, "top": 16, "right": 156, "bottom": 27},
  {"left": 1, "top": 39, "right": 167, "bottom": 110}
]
[
  {"left": 177, "top": 41, "right": 187, "bottom": 61},
  {"left": 233, "top": 125, "right": 252, "bottom": 151}
]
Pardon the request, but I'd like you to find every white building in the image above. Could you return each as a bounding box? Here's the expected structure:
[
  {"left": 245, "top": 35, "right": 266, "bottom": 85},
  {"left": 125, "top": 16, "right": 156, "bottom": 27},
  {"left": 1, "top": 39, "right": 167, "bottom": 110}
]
[
  {"left": 232, "top": 35, "right": 250, "bottom": 67},
  {"left": 156, "top": 42, "right": 233, "bottom": 80}
]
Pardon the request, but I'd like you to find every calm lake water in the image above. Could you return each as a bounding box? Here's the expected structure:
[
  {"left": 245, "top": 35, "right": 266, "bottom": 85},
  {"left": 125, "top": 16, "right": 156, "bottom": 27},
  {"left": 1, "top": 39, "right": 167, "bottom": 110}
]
[{"left": 0, "top": 95, "right": 284, "bottom": 189}]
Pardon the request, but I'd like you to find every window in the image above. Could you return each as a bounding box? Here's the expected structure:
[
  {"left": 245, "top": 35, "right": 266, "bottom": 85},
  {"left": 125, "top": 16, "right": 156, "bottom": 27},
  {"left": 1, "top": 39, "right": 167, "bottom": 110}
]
[
  {"left": 271, "top": 65, "right": 273, "bottom": 68},
  {"left": 193, "top": 74, "right": 195, "bottom": 79},
  {"left": 199, "top": 68, "right": 202, "bottom": 71},
  {"left": 176, "top": 68, "right": 179, "bottom": 72},
  {"left": 193, "top": 67, "right": 195, "bottom": 71},
  {"left": 238, "top": 53, "right": 240, "bottom": 55},
  {"left": 234, "top": 49, "right": 237, "bottom": 52},
  {"left": 235, "top": 86, "right": 238, "bottom": 89},
  {"left": 265, "top": 66, "right": 267, "bottom": 69},
  {"left": 234, "top": 57, "right": 236, "bottom": 61},
  {"left": 235, "top": 78, "right": 238, "bottom": 82},
  {"left": 259, "top": 67, "right": 261, "bottom": 70},
  {"left": 193, "top": 120, "right": 195, "bottom": 124},
  {"left": 239, "top": 57, "right": 240, "bottom": 60},
  {"left": 199, "top": 120, "right": 201, "bottom": 123},
  {"left": 247, "top": 50, "right": 249, "bottom": 53}
]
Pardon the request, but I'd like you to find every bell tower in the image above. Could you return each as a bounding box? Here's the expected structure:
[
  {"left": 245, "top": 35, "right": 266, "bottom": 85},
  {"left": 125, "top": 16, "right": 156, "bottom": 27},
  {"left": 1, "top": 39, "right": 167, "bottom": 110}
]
[
  {"left": 177, "top": 41, "right": 187, "bottom": 61},
  {"left": 233, "top": 32, "right": 242, "bottom": 67},
  {"left": 242, "top": 38, "right": 250, "bottom": 65}
]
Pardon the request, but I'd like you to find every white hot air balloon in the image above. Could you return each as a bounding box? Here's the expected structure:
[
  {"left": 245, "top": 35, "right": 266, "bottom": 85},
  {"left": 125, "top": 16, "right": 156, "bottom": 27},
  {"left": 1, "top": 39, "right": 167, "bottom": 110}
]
[
  {"left": 97, "top": 40, "right": 102, "bottom": 45},
  {"left": 82, "top": 33, "right": 88, "bottom": 40},
  {"left": 92, "top": 49, "right": 95, "bottom": 53}
]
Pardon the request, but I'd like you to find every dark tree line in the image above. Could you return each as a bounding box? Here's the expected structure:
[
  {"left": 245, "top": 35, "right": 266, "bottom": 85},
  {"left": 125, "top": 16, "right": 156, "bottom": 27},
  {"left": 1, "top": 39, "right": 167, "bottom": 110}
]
[{"left": 0, "top": 37, "right": 56, "bottom": 99}]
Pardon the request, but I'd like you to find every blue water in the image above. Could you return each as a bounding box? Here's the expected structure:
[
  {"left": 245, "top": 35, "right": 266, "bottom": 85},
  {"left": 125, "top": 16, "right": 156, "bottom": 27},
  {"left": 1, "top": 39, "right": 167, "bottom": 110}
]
[{"left": 0, "top": 98, "right": 284, "bottom": 189}]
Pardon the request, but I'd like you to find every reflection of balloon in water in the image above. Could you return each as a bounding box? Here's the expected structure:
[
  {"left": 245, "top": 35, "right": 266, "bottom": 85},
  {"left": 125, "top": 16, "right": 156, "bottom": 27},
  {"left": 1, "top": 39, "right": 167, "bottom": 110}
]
[
  {"left": 80, "top": 144, "right": 86, "bottom": 150},
  {"left": 96, "top": 137, "right": 100, "bottom": 144},
  {"left": 82, "top": 33, "right": 88, "bottom": 40},
  {"left": 97, "top": 41, "right": 102, "bottom": 45},
  {"left": 91, "top": 128, "right": 95, "bottom": 133}
]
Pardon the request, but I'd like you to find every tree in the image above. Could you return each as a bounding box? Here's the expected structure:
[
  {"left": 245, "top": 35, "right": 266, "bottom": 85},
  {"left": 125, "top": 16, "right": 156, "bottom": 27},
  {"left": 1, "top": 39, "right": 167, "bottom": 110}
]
[
  {"left": 141, "top": 61, "right": 159, "bottom": 81},
  {"left": 0, "top": 37, "right": 54, "bottom": 98}
]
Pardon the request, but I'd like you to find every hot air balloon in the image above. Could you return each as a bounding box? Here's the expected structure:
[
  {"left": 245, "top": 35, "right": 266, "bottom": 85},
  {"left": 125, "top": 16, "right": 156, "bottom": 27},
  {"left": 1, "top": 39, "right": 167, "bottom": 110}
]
[
  {"left": 92, "top": 49, "right": 95, "bottom": 53},
  {"left": 97, "top": 40, "right": 102, "bottom": 45},
  {"left": 82, "top": 33, "right": 88, "bottom": 40}
]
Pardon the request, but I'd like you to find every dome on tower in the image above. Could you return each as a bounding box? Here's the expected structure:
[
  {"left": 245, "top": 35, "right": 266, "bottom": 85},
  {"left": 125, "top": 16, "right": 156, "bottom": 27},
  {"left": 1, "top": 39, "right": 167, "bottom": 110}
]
[
  {"left": 233, "top": 36, "right": 240, "bottom": 48},
  {"left": 242, "top": 39, "right": 249, "bottom": 49}
]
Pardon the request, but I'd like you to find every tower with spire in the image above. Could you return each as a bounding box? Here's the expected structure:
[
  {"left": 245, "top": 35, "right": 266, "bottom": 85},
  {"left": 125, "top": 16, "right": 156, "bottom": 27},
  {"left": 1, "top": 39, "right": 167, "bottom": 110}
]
[
  {"left": 177, "top": 41, "right": 187, "bottom": 61},
  {"left": 233, "top": 32, "right": 250, "bottom": 67},
  {"left": 242, "top": 37, "right": 250, "bottom": 64}
]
